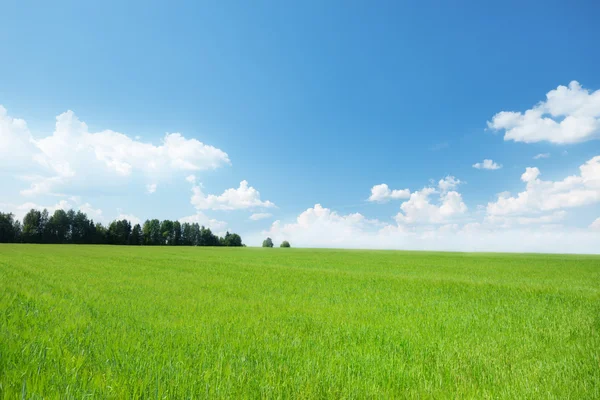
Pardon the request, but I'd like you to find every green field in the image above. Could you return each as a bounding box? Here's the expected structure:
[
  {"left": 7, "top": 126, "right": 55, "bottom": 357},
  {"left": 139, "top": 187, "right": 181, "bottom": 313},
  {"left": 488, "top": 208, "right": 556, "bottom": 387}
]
[{"left": 1, "top": 245, "right": 599, "bottom": 398}]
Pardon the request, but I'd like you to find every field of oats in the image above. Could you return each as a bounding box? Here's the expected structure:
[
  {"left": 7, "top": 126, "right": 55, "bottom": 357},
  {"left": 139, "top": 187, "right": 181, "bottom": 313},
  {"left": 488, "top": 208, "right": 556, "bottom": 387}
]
[{"left": 1, "top": 244, "right": 599, "bottom": 398}]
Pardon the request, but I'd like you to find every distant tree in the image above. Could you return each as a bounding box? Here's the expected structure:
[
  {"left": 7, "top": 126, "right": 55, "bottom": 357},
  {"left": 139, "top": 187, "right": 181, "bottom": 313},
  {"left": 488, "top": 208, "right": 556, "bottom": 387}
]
[
  {"left": 142, "top": 220, "right": 152, "bottom": 245},
  {"left": 191, "top": 223, "right": 201, "bottom": 246},
  {"left": 160, "top": 220, "right": 174, "bottom": 245},
  {"left": 12, "top": 219, "right": 22, "bottom": 243},
  {"left": 280, "top": 240, "right": 291, "bottom": 248},
  {"left": 130, "top": 224, "right": 143, "bottom": 245},
  {"left": 107, "top": 219, "right": 131, "bottom": 245},
  {"left": 181, "top": 223, "right": 193, "bottom": 246},
  {"left": 22, "top": 209, "right": 42, "bottom": 243},
  {"left": 41, "top": 209, "right": 54, "bottom": 243},
  {"left": 49, "top": 209, "right": 70, "bottom": 243},
  {"left": 222, "top": 231, "right": 243, "bottom": 247},
  {"left": 172, "top": 221, "right": 182, "bottom": 246},
  {"left": 228, "top": 233, "right": 243, "bottom": 247},
  {"left": 0, "top": 212, "right": 17, "bottom": 243},
  {"left": 200, "top": 226, "right": 220, "bottom": 246},
  {"left": 94, "top": 222, "right": 107, "bottom": 244},
  {"left": 262, "top": 237, "right": 274, "bottom": 248},
  {"left": 143, "top": 219, "right": 161, "bottom": 245},
  {"left": 0, "top": 207, "right": 245, "bottom": 247},
  {"left": 71, "top": 211, "right": 91, "bottom": 244}
]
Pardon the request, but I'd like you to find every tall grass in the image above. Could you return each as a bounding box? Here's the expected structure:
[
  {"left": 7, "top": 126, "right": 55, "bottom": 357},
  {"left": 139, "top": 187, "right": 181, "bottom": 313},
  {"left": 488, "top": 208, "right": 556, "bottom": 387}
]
[{"left": 1, "top": 245, "right": 599, "bottom": 398}]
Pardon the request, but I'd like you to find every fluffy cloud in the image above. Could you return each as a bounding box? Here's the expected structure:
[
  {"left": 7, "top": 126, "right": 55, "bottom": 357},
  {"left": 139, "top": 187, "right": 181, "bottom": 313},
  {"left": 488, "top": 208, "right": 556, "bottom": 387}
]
[
  {"left": 395, "top": 187, "right": 467, "bottom": 225},
  {"left": 79, "top": 203, "right": 104, "bottom": 221},
  {"left": 438, "top": 175, "right": 461, "bottom": 192},
  {"left": 590, "top": 218, "right": 600, "bottom": 230},
  {"left": 487, "top": 81, "right": 600, "bottom": 144},
  {"left": 533, "top": 153, "right": 550, "bottom": 160},
  {"left": 115, "top": 214, "right": 141, "bottom": 225},
  {"left": 367, "top": 176, "right": 466, "bottom": 225},
  {"left": 179, "top": 212, "right": 228, "bottom": 233},
  {"left": 0, "top": 106, "right": 38, "bottom": 166},
  {"left": 190, "top": 180, "right": 275, "bottom": 211},
  {"left": 368, "top": 184, "right": 410, "bottom": 202},
  {"left": 486, "top": 155, "right": 600, "bottom": 216},
  {"left": 472, "top": 159, "right": 502, "bottom": 170},
  {"left": 0, "top": 199, "right": 103, "bottom": 222},
  {"left": 0, "top": 106, "right": 230, "bottom": 196},
  {"left": 254, "top": 203, "right": 600, "bottom": 253},
  {"left": 263, "top": 204, "right": 383, "bottom": 246},
  {"left": 484, "top": 211, "right": 566, "bottom": 228},
  {"left": 250, "top": 213, "right": 273, "bottom": 221}
]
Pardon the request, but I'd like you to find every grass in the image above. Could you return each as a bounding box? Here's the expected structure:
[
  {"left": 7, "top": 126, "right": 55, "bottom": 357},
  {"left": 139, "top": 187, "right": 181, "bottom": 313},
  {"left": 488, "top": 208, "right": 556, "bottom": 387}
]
[{"left": 1, "top": 244, "right": 599, "bottom": 398}]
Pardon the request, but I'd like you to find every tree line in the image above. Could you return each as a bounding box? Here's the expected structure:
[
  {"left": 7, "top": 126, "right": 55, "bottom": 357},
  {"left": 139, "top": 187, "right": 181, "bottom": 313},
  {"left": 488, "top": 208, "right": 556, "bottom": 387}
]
[{"left": 0, "top": 208, "right": 243, "bottom": 246}]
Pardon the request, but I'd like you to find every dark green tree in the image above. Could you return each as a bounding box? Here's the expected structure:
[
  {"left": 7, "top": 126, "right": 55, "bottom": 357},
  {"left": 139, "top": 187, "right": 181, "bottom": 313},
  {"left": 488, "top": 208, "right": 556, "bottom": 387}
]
[
  {"left": 71, "top": 211, "right": 91, "bottom": 244},
  {"left": 22, "top": 209, "right": 42, "bottom": 243},
  {"left": 1, "top": 207, "right": 244, "bottom": 247},
  {"left": 94, "top": 222, "right": 107, "bottom": 244},
  {"left": 280, "top": 240, "right": 291, "bottom": 248},
  {"left": 0, "top": 213, "right": 17, "bottom": 242},
  {"left": 12, "top": 219, "right": 22, "bottom": 243},
  {"left": 130, "top": 224, "right": 143, "bottom": 245},
  {"left": 160, "top": 220, "right": 174, "bottom": 245},
  {"left": 222, "top": 231, "right": 243, "bottom": 247},
  {"left": 181, "top": 223, "right": 193, "bottom": 246},
  {"left": 49, "top": 209, "right": 70, "bottom": 243},
  {"left": 172, "top": 221, "right": 182, "bottom": 246},
  {"left": 262, "top": 237, "right": 274, "bottom": 248}
]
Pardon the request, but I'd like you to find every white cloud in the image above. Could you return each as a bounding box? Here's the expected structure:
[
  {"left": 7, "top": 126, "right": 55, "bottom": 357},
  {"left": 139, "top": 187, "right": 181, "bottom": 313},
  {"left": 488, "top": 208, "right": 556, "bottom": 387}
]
[
  {"left": 115, "top": 214, "right": 141, "bottom": 225},
  {"left": 261, "top": 204, "right": 383, "bottom": 246},
  {"left": 484, "top": 211, "right": 566, "bottom": 228},
  {"left": 0, "top": 106, "right": 40, "bottom": 169},
  {"left": 395, "top": 186, "right": 467, "bottom": 225},
  {"left": 79, "top": 203, "right": 103, "bottom": 221},
  {"left": 472, "top": 159, "right": 502, "bottom": 170},
  {"left": 0, "top": 106, "right": 230, "bottom": 196},
  {"left": 179, "top": 211, "right": 228, "bottom": 234},
  {"left": 590, "top": 217, "right": 600, "bottom": 230},
  {"left": 486, "top": 155, "right": 600, "bottom": 217},
  {"left": 146, "top": 183, "right": 157, "bottom": 194},
  {"left": 368, "top": 184, "right": 410, "bottom": 203},
  {"left": 533, "top": 153, "right": 551, "bottom": 160},
  {"left": 253, "top": 203, "right": 600, "bottom": 254},
  {"left": 190, "top": 180, "right": 275, "bottom": 211},
  {"left": 438, "top": 175, "right": 461, "bottom": 192},
  {"left": 250, "top": 213, "right": 273, "bottom": 221},
  {"left": 487, "top": 81, "right": 600, "bottom": 144},
  {"left": 0, "top": 199, "right": 107, "bottom": 222},
  {"left": 19, "top": 176, "right": 66, "bottom": 197}
]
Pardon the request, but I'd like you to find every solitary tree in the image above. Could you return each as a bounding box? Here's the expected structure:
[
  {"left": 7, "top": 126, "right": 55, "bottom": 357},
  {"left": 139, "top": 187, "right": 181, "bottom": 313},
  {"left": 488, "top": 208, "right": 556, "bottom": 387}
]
[
  {"left": 262, "top": 237, "right": 274, "bottom": 248},
  {"left": 280, "top": 240, "right": 291, "bottom": 248}
]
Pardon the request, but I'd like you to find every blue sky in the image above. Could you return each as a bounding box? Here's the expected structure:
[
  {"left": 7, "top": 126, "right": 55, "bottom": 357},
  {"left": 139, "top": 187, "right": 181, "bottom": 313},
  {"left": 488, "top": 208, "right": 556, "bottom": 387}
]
[{"left": 1, "top": 0, "right": 600, "bottom": 252}]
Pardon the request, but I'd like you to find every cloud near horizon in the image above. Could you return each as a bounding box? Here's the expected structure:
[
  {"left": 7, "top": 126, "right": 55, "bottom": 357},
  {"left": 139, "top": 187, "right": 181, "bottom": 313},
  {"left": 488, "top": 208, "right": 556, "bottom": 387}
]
[
  {"left": 253, "top": 203, "right": 600, "bottom": 254},
  {"left": 3, "top": 87, "right": 600, "bottom": 253}
]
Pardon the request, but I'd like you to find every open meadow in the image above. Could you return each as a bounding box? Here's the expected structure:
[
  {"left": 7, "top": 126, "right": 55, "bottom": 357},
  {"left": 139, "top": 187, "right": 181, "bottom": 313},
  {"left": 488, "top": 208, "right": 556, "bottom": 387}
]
[{"left": 1, "top": 244, "right": 599, "bottom": 398}]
